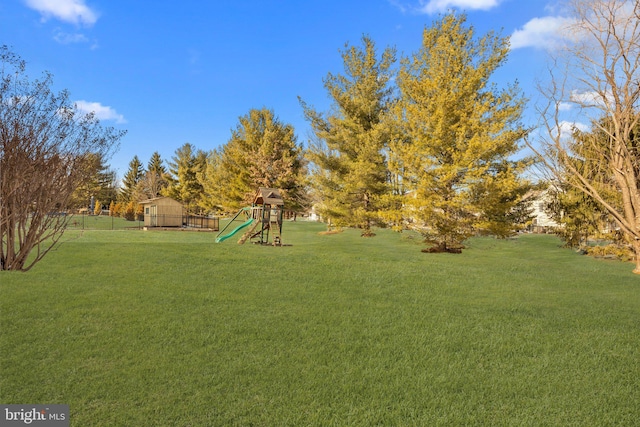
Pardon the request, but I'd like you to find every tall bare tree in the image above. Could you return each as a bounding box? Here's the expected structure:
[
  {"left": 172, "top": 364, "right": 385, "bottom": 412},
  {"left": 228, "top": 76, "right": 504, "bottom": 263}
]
[
  {"left": 0, "top": 46, "right": 125, "bottom": 271},
  {"left": 528, "top": 0, "right": 640, "bottom": 273}
]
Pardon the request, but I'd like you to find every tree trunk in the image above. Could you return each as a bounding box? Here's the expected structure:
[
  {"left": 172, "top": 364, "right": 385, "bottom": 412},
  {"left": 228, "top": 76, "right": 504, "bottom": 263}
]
[{"left": 633, "top": 239, "right": 640, "bottom": 275}]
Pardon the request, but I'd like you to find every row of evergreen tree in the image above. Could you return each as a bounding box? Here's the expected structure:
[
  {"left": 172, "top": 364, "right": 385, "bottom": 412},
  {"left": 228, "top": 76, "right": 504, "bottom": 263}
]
[
  {"left": 299, "top": 14, "right": 533, "bottom": 250},
  {"left": 111, "top": 107, "right": 308, "bottom": 217},
  {"left": 94, "top": 14, "right": 535, "bottom": 250}
]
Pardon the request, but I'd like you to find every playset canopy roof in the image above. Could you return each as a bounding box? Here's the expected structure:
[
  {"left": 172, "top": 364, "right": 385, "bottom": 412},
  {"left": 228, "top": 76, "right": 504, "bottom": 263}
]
[{"left": 253, "top": 188, "right": 284, "bottom": 206}]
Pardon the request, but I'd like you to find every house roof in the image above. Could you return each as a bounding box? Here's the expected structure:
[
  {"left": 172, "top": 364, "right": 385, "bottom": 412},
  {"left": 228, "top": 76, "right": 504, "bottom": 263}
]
[{"left": 253, "top": 187, "right": 284, "bottom": 206}]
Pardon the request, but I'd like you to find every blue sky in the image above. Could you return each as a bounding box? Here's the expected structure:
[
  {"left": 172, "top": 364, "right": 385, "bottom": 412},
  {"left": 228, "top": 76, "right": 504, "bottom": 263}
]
[{"left": 1, "top": 0, "right": 571, "bottom": 176}]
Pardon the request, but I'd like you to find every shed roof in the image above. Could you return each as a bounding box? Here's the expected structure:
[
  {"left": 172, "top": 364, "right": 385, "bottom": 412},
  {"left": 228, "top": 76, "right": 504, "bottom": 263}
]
[
  {"left": 139, "top": 196, "right": 182, "bottom": 206},
  {"left": 253, "top": 188, "right": 284, "bottom": 206}
]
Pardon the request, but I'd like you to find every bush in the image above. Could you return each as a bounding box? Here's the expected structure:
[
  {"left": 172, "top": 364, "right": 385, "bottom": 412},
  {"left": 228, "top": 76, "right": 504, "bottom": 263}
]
[
  {"left": 111, "top": 202, "right": 123, "bottom": 217},
  {"left": 136, "top": 203, "right": 144, "bottom": 221},
  {"left": 93, "top": 200, "right": 102, "bottom": 216},
  {"left": 122, "top": 201, "right": 136, "bottom": 221},
  {"left": 586, "top": 244, "right": 634, "bottom": 261}
]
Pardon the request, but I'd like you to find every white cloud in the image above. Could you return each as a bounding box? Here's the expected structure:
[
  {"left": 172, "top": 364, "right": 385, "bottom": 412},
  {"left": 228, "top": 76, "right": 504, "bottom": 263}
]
[
  {"left": 418, "top": 0, "right": 501, "bottom": 14},
  {"left": 388, "top": 0, "right": 501, "bottom": 14},
  {"left": 510, "top": 16, "right": 574, "bottom": 50},
  {"left": 53, "top": 29, "right": 89, "bottom": 44},
  {"left": 75, "top": 101, "right": 126, "bottom": 124},
  {"left": 570, "top": 90, "right": 613, "bottom": 108},
  {"left": 388, "top": 0, "right": 408, "bottom": 13},
  {"left": 557, "top": 120, "right": 589, "bottom": 139},
  {"left": 53, "top": 29, "right": 98, "bottom": 49},
  {"left": 24, "top": 0, "right": 98, "bottom": 26},
  {"left": 558, "top": 102, "right": 573, "bottom": 112}
]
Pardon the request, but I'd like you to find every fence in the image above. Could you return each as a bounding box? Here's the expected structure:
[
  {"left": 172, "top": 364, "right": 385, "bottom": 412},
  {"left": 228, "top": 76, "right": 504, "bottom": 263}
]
[
  {"left": 65, "top": 213, "right": 144, "bottom": 230},
  {"left": 184, "top": 215, "right": 219, "bottom": 230},
  {"left": 65, "top": 212, "right": 219, "bottom": 231}
]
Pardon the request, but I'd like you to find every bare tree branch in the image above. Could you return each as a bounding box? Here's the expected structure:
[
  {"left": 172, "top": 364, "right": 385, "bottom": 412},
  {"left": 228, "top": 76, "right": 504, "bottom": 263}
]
[
  {"left": 528, "top": 0, "right": 640, "bottom": 273},
  {"left": 0, "top": 46, "right": 125, "bottom": 271}
]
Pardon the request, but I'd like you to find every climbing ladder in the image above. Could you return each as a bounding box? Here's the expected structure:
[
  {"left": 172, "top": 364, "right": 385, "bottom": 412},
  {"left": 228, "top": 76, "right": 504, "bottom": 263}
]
[{"left": 270, "top": 220, "right": 281, "bottom": 246}]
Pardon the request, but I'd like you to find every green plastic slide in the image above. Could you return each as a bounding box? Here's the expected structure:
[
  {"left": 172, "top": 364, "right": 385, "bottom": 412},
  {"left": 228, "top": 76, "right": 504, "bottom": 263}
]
[{"left": 215, "top": 218, "right": 253, "bottom": 243}]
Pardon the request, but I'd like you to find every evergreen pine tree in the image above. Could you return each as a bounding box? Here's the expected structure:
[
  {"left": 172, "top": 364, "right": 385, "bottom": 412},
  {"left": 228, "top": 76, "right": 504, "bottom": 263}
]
[
  {"left": 137, "top": 151, "right": 168, "bottom": 199},
  {"left": 72, "top": 153, "right": 118, "bottom": 209},
  {"left": 200, "top": 108, "right": 307, "bottom": 213},
  {"left": 301, "top": 36, "right": 395, "bottom": 235},
  {"left": 164, "top": 143, "right": 206, "bottom": 212},
  {"left": 147, "top": 151, "right": 166, "bottom": 175},
  {"left": 120, "top": 155, "right": 144, "bottom": 202},
  {"left": 391, "top": 13, "right": 530, "bottom": 251}
]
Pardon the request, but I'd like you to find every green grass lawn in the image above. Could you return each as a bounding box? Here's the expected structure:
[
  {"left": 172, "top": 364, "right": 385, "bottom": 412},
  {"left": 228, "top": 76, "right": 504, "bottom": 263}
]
[{"left": 1, "top": 222, "right": 638, "bottom": 426}]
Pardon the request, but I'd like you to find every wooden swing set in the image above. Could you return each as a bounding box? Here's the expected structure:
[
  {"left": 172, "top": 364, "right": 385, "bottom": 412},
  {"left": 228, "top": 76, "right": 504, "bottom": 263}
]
[{"left": 215, "top": 188, "right": 284, "bottom": 246}]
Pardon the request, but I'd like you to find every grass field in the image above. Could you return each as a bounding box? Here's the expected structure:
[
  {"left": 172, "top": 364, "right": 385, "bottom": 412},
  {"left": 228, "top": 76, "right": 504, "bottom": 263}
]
[{"left": 1, "top": 221, "right": 638, "bottom": 426}]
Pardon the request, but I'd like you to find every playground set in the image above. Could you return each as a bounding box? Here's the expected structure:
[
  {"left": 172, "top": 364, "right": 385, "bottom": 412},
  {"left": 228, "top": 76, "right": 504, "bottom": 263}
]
[{"left": 215, "top": 187, "right": 284, "bottom": 246}]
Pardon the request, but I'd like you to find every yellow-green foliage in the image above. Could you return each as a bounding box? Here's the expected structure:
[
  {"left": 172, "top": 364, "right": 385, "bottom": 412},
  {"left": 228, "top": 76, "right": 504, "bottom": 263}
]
[
  {"left": 135, "top": 203, "right": 144, "bottom": 221},
  {"left": 546, "top": 185, "right": 608, "bottom": 248},
  {"left": 390, "top": 13, "right": 529, "bottom": 248},
  {"left": 199, "top": 108, "right": 306, "bottom": 213},
  {"left": 111, "top": 202, "right": 123, "bottom": 217},
  {"left": 302, "top": 36, "right": 395, "bottom": 234},
  {"left": 122, "top": 201, "right": 136, "bottom": 221},
  {"left": 586, "top": 244, "right": 634, "bottom": 261},
  {"left": 120, "top": 155, "right": 143, "bottom": 203},
  {"left": 93, "top": 200, "right": 102, "bottom": 216},
  {"left": 163, "top": 143, "right": 206, "bottom": 213}
]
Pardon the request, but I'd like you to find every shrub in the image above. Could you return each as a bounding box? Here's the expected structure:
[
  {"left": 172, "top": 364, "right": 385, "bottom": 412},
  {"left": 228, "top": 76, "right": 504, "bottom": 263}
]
[
  {"left": 112, "top": 202, "right": 123, "bottom": 217},
  {"left": 586, "top": 244, "right": 634, "bottom": 262},
  {"left": 136, "top": 203, "right": 144, "bottom": 221},
  {"left": 122, "top": 201, "right": 136, "bottom": 221},
  {"left": 93, "top": 200, "right": 102, "bottom": 216}
]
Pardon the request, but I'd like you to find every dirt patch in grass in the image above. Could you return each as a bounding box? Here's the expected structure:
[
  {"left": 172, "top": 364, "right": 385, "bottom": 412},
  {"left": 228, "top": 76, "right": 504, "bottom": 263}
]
[{"left": 422, "top": 244, "right": 465, "bottom": 254}]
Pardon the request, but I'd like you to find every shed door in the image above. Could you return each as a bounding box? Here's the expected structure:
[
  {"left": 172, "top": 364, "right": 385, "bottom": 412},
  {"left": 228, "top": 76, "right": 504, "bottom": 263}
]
[{"left": 150, "top": 205, "right": 157, "bottom": 227}]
